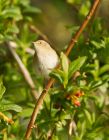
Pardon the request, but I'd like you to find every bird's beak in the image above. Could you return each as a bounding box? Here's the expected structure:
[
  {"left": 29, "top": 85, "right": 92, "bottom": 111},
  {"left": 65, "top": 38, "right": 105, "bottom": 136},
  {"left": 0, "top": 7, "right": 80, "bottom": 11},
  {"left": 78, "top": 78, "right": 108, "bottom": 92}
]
[
  {"left": 33, "top": 42, "right": 38, "bottom": 52},
  {"left": 32, "top": 42, "right": 35, "bottom": 45},
  {"left": 32, "top": 42, "right": 37, "bottom": 48}
]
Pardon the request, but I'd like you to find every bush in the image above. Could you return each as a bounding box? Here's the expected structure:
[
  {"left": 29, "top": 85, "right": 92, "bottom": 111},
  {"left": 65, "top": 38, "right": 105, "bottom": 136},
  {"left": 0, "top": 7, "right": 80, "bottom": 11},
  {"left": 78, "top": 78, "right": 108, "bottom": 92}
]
[{"left": 0, "top": 0, "right": 109, "bottom": 140}]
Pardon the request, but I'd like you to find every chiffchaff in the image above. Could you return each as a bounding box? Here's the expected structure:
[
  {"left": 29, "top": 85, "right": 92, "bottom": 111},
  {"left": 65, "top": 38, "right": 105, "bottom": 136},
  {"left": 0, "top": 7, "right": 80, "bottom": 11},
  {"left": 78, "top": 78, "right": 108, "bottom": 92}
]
[{"left": 33, "top": 40, "right": 59, "bottom": 80}]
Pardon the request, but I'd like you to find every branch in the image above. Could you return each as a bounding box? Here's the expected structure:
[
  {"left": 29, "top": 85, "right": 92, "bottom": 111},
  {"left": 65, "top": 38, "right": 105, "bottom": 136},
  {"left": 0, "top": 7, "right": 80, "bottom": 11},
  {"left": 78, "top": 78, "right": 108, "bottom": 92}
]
[
  {"left": 7, "top": 41, "right": 39, "bottom": 100},
  {"left": 29, "top": 24, "right": 49, "bottom": 42},
  {"left": 48, "top": 126, "right": 56, "bottom": 140},
  {"left": 0, "top": 112, "right": 14, "bottom": 124},
  {"left": 8, "top": 41, "right": 35, "bottom": 56},
  {"left": 65, "top": 0, "right": 101, "bottom": 56},
  {"left": 25, "top": 0, "right": 101, "bottom": 139}
]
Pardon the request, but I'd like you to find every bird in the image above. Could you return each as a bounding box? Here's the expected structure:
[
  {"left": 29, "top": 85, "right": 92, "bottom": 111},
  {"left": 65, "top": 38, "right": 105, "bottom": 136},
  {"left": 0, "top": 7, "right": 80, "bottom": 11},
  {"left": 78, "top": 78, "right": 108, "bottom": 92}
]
[{"left": 33, "top": 40, "right": 59, "bottom": 80}]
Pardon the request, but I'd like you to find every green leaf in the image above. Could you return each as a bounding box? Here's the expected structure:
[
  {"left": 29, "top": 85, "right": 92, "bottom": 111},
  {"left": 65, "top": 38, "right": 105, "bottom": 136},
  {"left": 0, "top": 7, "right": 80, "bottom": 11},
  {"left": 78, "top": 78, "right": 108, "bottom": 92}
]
[
  {"left": 99, "top": 64, "right": 109, "bottom": 75},
  {"left": 66, "top": 0, "right": 75, "bottom": 4},
  {"left": 0, "top": 77, "right": 6, "bottom": 100},
  {"left": 50, "top": 69, "right": 64, "bottom": 83},
  {"left": 59, "top": 110, "right": 70, "bottom": 121},
  {"left": 23, "top": 6, "right": 41, "bottom": 14},
  {"left": 1, "top": 7, "right": 22, "bottom": 21},
  {"left": 0, "top": 101, "right": 22, "bottom": 112},
  {"left": 95, "top": 114, "right": 108, "bottom": 127},
  {"left": 52, "top": 135, "right": 59, "bottom": 140},
  {"left": 18, "top": 24, "right": 37, "bottom": 48},
  {"left": 19, "top": 108, "right": 33, "bottom": 117},
  {"left": 6, "top": 23, "right": 19, "bottom": 34},
  {"left": 61, "top": 52, "right": 69, "bottom": 87},
  {"left": 18, "top": 0, "right": 30, "bottom": 7},
  {"left": 66, "top": 25, "right": 79, "bottom": 36},
  {"left": 79, "top": 1, "right": 90, "bottom": 16},
  {"left": 78, "top": 121, "right": 86, "bottom": 139},
  {"left": 0, "top": 34, "right": 4, "bottom": 42},
  {"left": 68, "top": 56, "right": 87, "bottom": 79},
  {"left": 89, "top": 80, "right": 103, "bottom": 90},
  {"left": 84, "top": 109, "right": 93, "bottom": 125},
  {"left": 61, "top": 52, "right": 69, "bottom": 75}
]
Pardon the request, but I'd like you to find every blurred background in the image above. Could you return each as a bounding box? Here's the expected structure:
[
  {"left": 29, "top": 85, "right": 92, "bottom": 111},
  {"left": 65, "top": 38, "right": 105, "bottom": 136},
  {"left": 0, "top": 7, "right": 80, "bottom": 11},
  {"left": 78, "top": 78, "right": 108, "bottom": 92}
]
[{"left": 31, "top": 0, "right": 109, "bottom": 51}]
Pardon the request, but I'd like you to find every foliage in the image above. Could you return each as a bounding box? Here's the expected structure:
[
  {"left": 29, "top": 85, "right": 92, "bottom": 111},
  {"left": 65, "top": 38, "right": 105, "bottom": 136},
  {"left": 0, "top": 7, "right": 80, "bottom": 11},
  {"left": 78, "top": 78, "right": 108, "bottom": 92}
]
[{"left": 0, "top": 0, "right": 109, "bottom": 140}]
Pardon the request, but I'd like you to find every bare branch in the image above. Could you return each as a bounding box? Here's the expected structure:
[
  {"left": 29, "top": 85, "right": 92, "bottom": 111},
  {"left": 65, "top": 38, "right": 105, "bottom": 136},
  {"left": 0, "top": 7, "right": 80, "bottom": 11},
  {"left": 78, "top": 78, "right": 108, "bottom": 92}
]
[
  {"left": 7, "top": 41, "right": 38, "bottom": 100},
  {"left": 47, "top": 126, "right": 56, "bottom": 140},
  {"left": 29, "top": 24, "right": 49, "bottom": 42}
]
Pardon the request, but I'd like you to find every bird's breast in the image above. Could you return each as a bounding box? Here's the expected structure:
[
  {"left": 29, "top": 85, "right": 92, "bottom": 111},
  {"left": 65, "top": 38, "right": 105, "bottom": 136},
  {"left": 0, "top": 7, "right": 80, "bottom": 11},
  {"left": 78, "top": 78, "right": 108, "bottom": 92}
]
[{"left": 38, "top": 51, "right": 59, "bottom": 79}]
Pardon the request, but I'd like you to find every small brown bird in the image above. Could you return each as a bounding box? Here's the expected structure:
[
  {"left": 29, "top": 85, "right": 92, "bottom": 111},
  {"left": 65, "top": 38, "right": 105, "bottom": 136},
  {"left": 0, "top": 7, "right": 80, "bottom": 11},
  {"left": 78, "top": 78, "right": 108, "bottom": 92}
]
[{"left": 33, "top": 40, "right": 59, "bottom": 80}]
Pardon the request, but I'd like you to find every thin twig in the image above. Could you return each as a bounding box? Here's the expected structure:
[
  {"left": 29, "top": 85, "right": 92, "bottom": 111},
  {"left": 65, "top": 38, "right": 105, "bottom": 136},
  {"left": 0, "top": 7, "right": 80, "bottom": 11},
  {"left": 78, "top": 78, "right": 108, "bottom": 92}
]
[
  {"left": 25, "top": 0, "right": 101, "bottom": 139},
  {"left": 7, "top": 41, "right": 39, "bottom": 100},
  {"left": 65, "top": 0, "right": 101, "bottom": 56},
  {"left": 25, "top": 79, "right": 55, "bottom": 138},
  {"left": 29, "top": 24, "right": 49, "bottom": 42},
  {"left": 48, "top": 126, "right": 56, "bottom": 140},
  {"left": 8, "top": 41, "right": 35, "bottom": 56},
  {"left": 0, "top": 112, "right": 14, "bottom": 124}
]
